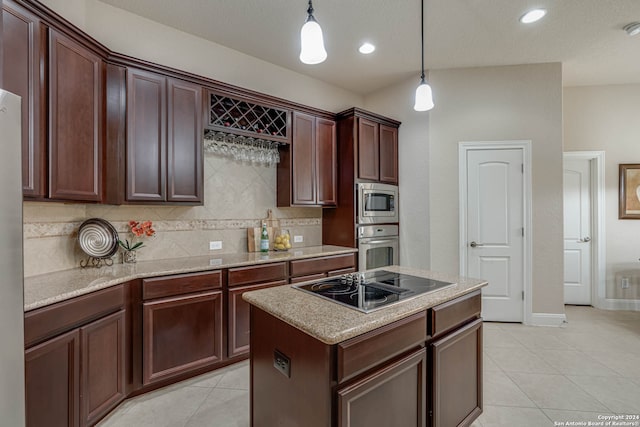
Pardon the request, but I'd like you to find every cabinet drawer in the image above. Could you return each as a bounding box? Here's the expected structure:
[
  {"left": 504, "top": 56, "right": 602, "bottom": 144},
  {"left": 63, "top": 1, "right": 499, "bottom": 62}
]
[
  {"left": 228, "top": 262, "right": 287, "bottom": 287},
  {"left": 289, "top": 273, "right": 327, "bottom": 284},
  {"left": 25, "top": 284, "right": 125, "bottom": 348},
  {"left": 337, "top": 311, "right": 426, "bottom": 384},
  {"left": 328, "top": 267, "right": 356, "bottom": 277},
  {"left": 428, "top": 290, "right": 481, "bottom": 338},
  {"left": 143, "top": 270, "right": 222, "bottom": 300},
  {"left": 290, "top": 253, "right": 356, "bottom": 277}
]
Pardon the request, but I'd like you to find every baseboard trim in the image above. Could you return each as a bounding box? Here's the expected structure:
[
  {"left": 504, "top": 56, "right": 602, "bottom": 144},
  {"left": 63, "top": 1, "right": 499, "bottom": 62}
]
[
  {"left": 528, "top": 312, "right": 567, "bottom": 327},
  {"left": 594, "top": 298, "right": 640, "bottom": 311}
]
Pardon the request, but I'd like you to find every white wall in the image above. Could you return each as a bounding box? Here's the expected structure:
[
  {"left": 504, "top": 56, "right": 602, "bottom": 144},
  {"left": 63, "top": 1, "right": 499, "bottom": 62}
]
[
  {"left": 428, "top": 63, "right": 564, "bottom": 315},
  {"left": 39, "top": 0, "right": 363, "bottom": 113},
  {"left": 564, "top": 84, "right": 640, "bottom": 302},
  {"left": 364, "top": 78, "right": 431, "bottom": 270}
]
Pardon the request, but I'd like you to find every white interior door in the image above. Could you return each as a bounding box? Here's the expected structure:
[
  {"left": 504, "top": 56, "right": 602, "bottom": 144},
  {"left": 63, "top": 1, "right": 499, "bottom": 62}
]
[
  {"left": 563, "top": 158, "right": 592, "bottom": 305},
  {"left": 466, "top": 149, "right": 524, "bottom": 322}
]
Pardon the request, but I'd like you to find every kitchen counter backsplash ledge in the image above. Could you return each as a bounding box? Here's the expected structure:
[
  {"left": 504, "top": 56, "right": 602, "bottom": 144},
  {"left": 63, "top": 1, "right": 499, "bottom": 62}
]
[{"left": 23, "top": 245, "right": 357, "bottom": 311}]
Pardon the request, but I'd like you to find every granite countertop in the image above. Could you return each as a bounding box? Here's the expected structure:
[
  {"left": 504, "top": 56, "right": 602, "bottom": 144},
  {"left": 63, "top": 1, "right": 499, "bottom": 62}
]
[
  {"left": 23, "top": 245, "right": 357, "bottom": 312},
  {"left": 242, "top": 265, "right": 487, "bottom": 345}
]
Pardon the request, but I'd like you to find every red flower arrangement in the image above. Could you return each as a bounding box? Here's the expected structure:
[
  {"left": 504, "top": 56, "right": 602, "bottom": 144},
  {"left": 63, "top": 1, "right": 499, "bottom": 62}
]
[{"left": 119, "top": 220, "right": 156, "bottom": 251}]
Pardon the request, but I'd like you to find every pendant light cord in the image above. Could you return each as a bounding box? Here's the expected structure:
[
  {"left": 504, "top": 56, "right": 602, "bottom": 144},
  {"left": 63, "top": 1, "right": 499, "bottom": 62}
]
[{"left": 420, "top": 0, "right": 425, "bottom": 81}]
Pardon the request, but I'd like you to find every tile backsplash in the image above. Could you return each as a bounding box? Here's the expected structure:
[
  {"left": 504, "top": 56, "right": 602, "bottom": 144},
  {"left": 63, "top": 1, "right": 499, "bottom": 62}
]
[{"left": 23, "top": 155, "right": 322, "bottom": 277}]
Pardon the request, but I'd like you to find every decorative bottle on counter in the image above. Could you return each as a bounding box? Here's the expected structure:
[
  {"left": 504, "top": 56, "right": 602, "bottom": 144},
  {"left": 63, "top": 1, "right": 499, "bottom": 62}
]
[{"left": 260, "top": 222, "right": 269, "bottom": 253}]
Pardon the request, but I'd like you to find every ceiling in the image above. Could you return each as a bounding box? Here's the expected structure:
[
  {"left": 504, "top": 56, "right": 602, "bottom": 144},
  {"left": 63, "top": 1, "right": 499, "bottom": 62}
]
[{"left": 96, "top": 0, "right": 640, "bottom": 95}]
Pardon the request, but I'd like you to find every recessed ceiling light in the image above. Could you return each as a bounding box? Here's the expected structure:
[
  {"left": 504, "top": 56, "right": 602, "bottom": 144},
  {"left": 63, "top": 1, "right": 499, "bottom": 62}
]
[
  {"left": 623, "top": 22, "right": 640, "bottom": 36},
  {"left": 520, "top": 9, "right": 547, "bottom": 24},
  {"left": 358, "top": 42, "right": 376, "bottom": 54}
]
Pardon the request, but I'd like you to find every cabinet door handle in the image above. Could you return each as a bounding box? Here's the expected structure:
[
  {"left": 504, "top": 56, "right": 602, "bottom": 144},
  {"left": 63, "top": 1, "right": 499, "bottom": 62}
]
[
  {"left": 578, "top": 237, "right": 591, "bottom": 243},
  {"left": 469, "top": 241, "right": 484, "bottom": 248}
]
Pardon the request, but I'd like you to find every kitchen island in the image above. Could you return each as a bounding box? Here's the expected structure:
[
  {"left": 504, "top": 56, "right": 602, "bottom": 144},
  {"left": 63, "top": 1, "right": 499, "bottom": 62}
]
[{"left": 243, "top": 265, "right": 487, "bottom": 427}]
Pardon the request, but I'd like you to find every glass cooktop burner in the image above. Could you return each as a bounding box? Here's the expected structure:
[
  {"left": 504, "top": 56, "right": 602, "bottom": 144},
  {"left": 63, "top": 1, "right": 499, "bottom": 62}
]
[{"left": 294, "top": 270, "right": 456, "bottom": 313}]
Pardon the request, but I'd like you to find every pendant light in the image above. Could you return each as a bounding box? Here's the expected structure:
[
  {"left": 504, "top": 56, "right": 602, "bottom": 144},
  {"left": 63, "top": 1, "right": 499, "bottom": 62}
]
[
  {"left": 414, "top": 0, "right": 434, "bottom": 111},
  {"left": 300, "top": 0, "right": 327, "bottom": 65}
]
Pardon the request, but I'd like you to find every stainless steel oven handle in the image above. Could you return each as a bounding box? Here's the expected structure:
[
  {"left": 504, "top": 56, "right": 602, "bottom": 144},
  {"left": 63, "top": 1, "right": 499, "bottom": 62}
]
[{"left": 362, "top": 239, "right": 397, "bottom": 245}]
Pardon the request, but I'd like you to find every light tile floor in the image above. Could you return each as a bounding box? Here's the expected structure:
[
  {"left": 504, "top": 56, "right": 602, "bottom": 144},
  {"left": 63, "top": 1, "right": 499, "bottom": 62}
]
[{"left": 98, "top": 306, "right": 640, "bottom": 427}]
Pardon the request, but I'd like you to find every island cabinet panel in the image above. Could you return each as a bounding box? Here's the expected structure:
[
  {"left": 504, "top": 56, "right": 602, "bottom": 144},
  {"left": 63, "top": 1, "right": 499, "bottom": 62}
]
[
  {"left": 80, "top": 310, "right": 126, "bottom": 426},
  {"left": 1, "top": 0, "right": 47, "bottom": 198},
  {"left": 227, "top": 280, "right": 286, "bottom": 358},
  {"left": 250, "top": 306, "right": 334, "bottom": 427},
  {"left": 337, "top": 348, "right": 427, "bottom": 427},
  {"left": 337, "top": 311, "right": 426, "bottom": 383},
  {"left": 430, "top": 318, "right": 482, "bottom": 427},
  {"left": 48, "top": 29, "right": 103, "bottom": 201},
  {"left": 142, "top": 290, "right": 223, "bottom": 385},
  {"left": 25, "top": 329, "right": 80, "bottom": 427},
  {"left": 428, "top": 290, "right": 481, "bottom": 338}
]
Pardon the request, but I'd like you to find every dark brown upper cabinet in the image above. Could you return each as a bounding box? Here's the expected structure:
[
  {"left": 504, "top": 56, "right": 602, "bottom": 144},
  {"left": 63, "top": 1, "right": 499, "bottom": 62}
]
[
  {"left": 277, "top": 111, "right": 336, "bottom": 207},
  {"left": 126, "top": 68, "right": 203, "bottom": 204},
  {"left": 357, "top": 118, "right": 379, "bottom": 181},
  {"left": 379, "top": 124, "right": 399, "bottom": 184},
  {"left": 48, "top": 29, "right": 104, "bottom": 201},
  {"left": 3, "top": 1, "right": 107, "bottom": 202},
  {"left": 339, "top": 108, "right": 400, "bottom": 186},
  {"left": 2, "top": 0, "right": 47, "bottom": 198}
]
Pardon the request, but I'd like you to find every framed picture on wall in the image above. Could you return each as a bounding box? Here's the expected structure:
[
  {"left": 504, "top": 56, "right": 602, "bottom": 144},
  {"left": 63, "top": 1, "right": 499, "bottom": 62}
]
[{"left": 619, "top": 164, "right": 640, "bottom": 219}]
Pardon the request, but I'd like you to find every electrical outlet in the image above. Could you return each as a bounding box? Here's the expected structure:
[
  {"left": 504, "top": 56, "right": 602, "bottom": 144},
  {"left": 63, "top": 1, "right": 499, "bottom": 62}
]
[
  {"left": 209, "top": 258, "right": 222, "bottom": 266},
  {"left": 294, "top": 235, "right": 303, "bottom": 243},
  {"left": 273, "top": 349, "right": 291, "bottom": 378},
  {"left": 621, "top": 277, "right": 630, "bottom": 289},
  {"left": 209, "top": 241, "right": 222, "bottom": 251}
]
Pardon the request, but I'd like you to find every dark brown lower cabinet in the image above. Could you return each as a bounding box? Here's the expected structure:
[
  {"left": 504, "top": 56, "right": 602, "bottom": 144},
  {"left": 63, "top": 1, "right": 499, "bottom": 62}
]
[
  {"left": 227, "top": 280, "right": 286, "bottom": 358},
  {"left": 142, "top": 290, "right": 223, "bottom": 385},
  {"left": 80, "top": 310, "right": 126, "bottom": 426},
  {"left": 337, "top": 348, "right": 426, "bottom": 427},
  {"left": 250, "top": 290, "right": 483, "bottom": 427},
  {"left": 25, "top": 329, "right": 80, "bottom": 427},
  {"left": 430, "top": 318, "right": 483, "bottom": 427}
]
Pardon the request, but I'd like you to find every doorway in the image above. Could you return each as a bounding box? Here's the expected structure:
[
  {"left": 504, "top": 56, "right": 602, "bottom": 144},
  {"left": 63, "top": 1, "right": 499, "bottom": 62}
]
[
  {"left": 562, "top": 151, "right": 605, "bottom": 307},
  {"left": 459, "top": 141, "right": 532, "bottom": 323}
]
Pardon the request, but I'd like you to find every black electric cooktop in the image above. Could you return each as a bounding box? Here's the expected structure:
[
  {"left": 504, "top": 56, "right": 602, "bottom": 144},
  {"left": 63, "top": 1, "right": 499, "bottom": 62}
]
[{"left": 293, "top": 270, "right": 456, "bottom": 313}]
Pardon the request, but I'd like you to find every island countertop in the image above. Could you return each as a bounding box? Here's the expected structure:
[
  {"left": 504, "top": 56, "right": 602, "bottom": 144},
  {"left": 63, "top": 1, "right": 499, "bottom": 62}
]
[
  {"left": 23, "top": 245, "right": 357, "bottom": 311},
  {"left": 242, "top": 265, "right": 487, "bottom": 345}
]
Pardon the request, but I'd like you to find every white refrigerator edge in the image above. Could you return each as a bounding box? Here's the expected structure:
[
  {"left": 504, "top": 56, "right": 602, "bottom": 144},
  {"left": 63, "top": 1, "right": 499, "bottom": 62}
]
[{"left": 0, "top": 88, "right": 27, "bottom": 426}]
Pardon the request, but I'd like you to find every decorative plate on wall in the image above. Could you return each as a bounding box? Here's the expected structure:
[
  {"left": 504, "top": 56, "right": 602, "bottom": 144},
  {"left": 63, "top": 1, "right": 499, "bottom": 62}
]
[{"left": 78, "top": 218, "right": 119, "bottom": 259}]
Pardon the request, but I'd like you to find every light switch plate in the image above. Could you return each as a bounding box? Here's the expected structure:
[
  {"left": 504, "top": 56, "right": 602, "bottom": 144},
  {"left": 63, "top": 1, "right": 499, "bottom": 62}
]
[
  {"left": 209, "top": 241, "right": 222, "bottom": 250},
  {"left": 293, "top": 235, "right": 303, "bottom": 243}
]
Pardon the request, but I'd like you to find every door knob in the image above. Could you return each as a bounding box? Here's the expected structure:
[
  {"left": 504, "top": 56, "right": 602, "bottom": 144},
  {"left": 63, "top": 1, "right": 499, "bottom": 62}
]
[
  {"left": 469, "top": 241, "right": 484, "bottom": 248},
  {"left": 578, "top": 237, "right": 591, "bottom": 243}
]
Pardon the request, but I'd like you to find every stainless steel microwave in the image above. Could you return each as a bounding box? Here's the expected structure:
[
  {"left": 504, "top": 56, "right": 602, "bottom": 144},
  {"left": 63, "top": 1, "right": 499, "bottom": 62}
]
[{"left": 356, "top": 182, "right": 399, "bottom": 224}]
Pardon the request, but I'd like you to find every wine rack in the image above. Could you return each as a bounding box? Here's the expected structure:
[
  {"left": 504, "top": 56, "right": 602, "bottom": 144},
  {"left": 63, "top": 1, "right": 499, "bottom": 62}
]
[{"left": 207, "top": 92, "right": 290, "bottom": 142}]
